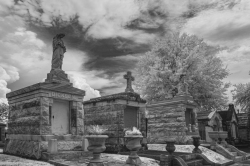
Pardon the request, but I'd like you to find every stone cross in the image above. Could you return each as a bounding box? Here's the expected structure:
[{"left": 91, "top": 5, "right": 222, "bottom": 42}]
[{"left": 124, "top": 71, "right": 134, "bottom": 93}]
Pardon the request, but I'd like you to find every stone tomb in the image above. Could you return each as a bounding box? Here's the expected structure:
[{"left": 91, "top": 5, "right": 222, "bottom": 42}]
[
  {"left": 146, "top": 90, "right": 199, "bottom": 144},
  {"left": 197, "top": 111, "right": 223, "bottom": 142},
  {"left": 4, "top": 34, "right": 86, "bottom": 159},
  {"left": 83, "top": 72, "right": 147, "bottom": 151},
  {"left": 4, "top": 82, "right": 85, "bottom": 159}
]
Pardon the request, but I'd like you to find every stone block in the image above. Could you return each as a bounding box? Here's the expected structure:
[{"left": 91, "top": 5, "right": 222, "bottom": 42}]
[
  {"left": 40, "top": 97, "right": 49, "bottom": 107},
  {"left": 57, "top": 141, "right": 82, "bottom": 151},
  {"left": 41, "top": 105, "right": 49, "bottom": 116},
  {"left": 77, "top": 118, "right": 83, "bottom": 126},
  {"left": 77, "top": 102, "right": 83, "bottom": 110},
  {"left": 40, "top": 116, "right": 50, "bottom": 125},
  {"left": 48, "top": 139, "right": 58, "bottom": 154},
  {"left": 77, "top": 110, "right": 83, "bottom": 119},
  {"left": 40, "top": 125, "right": 51, "bottom": 135},
  {"left": 177, "top": 117, "right": 185, "bottom": 122}
]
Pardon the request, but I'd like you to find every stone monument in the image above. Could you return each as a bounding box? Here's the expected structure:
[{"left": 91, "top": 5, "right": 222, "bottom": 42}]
[
  {"left": 4, "top": 34, "right": 86, "bottom": 160},
  {"left": 146, "top": 74, "right": 199, "bottom": 143},
  {"left": 83, "top": 71, "right": 146, "bottom": 152}
]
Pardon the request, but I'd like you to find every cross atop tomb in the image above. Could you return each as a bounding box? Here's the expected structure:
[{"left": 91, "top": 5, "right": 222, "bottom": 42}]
[{"left": 124, "top": 71, "right": 134, "bottom": 93}]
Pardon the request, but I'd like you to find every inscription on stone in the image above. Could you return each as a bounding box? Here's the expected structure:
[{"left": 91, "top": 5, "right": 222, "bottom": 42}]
[{"left": 49, "top": 92, "right": 76, "bottom": 100}]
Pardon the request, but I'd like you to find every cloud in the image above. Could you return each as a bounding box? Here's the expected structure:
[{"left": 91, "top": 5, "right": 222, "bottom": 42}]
[
  {"left": 68, "top": 72, "right": 101, "bottom": 101},
  {"left": 182, "top": 1, "right": 250, "bottom": 46}
]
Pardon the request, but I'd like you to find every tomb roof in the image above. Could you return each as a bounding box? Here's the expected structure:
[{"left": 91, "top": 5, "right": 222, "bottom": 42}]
[
  {"left": 83, "top": 92, "right": 146, "bottom": 104},
  {"left": 6, "top": 82, "right": 85, "bottom": 98},
  {"left": 197, "top": 111, "right": 216, "bottom": 120},
  {"left": 218, "top": 104, "right": 238, "bottom": 123}
]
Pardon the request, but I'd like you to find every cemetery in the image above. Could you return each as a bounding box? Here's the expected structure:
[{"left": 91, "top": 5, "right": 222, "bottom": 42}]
[{"left": 2, "top": 34, "right": 250, "bottom": 166}]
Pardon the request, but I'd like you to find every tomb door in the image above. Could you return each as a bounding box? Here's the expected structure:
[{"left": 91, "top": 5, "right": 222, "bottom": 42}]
[
  {"left": 185, "top": 108, "right": 195, "bottom": 127},
  {"left": 51, "top": 99, "right": 69, "bottom": 135},
  {"left": 124, "top": 106, "right": 138, "bottom": 128}
]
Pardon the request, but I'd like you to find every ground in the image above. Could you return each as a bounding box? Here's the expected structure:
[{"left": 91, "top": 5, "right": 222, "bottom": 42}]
[{"left": 0, "top": 149, "right": 54, "bottom": 166}]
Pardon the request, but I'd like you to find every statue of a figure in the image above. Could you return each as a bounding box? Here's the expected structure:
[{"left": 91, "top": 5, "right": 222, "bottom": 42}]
[
  {"left": 52, "top": 33, "right": 66, "bottom": 70},
  {"left": 178, "top": 74, "right": 189, "bottom": 94}
]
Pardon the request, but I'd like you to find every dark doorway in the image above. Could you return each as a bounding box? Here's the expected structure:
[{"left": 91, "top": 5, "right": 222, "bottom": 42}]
[{"left": 124, "top": 106, "right": 138, "bottom": 128}]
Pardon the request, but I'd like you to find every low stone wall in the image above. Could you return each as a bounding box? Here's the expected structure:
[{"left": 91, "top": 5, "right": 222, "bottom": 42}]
[
  {"left": 4, "top": 139, "right": 41, "bottom": 159},
  {"left": 5, "top": 134, "right": 83, "bottom": 159}
]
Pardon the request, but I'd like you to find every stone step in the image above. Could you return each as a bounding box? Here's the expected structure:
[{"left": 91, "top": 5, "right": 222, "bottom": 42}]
[
  {"left": 231, "top": 152, "right": 237, "bottom": 156},
  {"left": 41, "top": 151, "right": 92, "bottom": 161},
  {"left": 179, "top": 154, "right": 197, "bottom": 161},
  {"left": 234, "top": 156, "right": 243, "bottom": 162},
  {"left": 186, "top": 159, "right": 203, "bottom": 166}
]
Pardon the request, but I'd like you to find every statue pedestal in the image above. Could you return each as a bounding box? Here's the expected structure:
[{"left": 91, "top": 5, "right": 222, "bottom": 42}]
[{"left": 45, "top": 69, "right": 71, "bottom": 85}]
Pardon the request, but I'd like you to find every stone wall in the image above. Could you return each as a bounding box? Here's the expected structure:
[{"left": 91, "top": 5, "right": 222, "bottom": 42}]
[
  {"left": 238, "top": 129, "right": 247, "bottom": 140},
  {"left": 84, "top": 101, "right": 146, "bottom": 146},
  {"left": 84, "top": 103, "right": 125, "bottom": 144},
  {"left": 8, "top": 98, "right": 42, "bottom": 135},
  {"left": 147, "top": 105, "right": 188, "bottom": 144}
]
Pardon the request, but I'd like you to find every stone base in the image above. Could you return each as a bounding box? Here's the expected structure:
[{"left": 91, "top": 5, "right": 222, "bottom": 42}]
[
  {"left": 41, "top": 151, "right": 92, "bottom": 161},
  {"left": 192, "top": 148, "right": 202, "bottom": 154},
  {"left": 126, "top": 157, "right": 142, "bottom": 165},
  {"left": 45, "top": 69, "right": 71, "bottom": 84},
  {"left": 126, "top": 151, "right": 142, "bottom": 166},
  {"left": 88, "top": 163, "right": 105, "bottom": 166}
]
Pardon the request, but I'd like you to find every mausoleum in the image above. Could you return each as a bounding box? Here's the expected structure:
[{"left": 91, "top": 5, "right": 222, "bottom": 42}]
[
  {"left": 4, "top": 34, "right": 85, "bottom": 159},
  {"left": 83, "top": 71, "right": 146, "bottom": 151},
  {"left": 146, "top": 75, "right": 199, "bottom": 144},
  {"left": 197, "top": 110, "right": 222, "bottom": 142}
]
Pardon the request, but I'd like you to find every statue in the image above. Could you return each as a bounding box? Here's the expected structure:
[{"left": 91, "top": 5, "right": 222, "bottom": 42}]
[
  {"left": 178, "top": 74, "right": 189, "bottom": 94},
  {"left": 52, "top": 33, "right": 66, "bottom": 70},
  {"left": 45, "top": 33, "right": 71, "bottom": 84}
]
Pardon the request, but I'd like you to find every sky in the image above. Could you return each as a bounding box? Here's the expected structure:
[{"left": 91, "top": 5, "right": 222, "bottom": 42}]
[{"left": 0, "top": 0, "right": 250, "bottom": 104}]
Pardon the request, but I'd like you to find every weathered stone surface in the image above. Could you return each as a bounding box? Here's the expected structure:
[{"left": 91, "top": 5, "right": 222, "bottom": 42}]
[
  {"left": 4, "top": 139, "right": 41, "bottom": 159},
  {"left": 40, "top": 97, "right": 50, "bottom": 107},
  {"left": 40, "top": 116, "right": 50, "bottom": 125},
  {"left": 148, "top": 144, "right": 232, "bottom": 165},
  {"left": 57, "top": 141, "right": 82, "bottom": 151},
  {"left": 77, "top": 118, "right": 83, "bottom": 126},
  {"left": 40, "top": 125, "right": 51, "bottom": 135},
  {"left": 41, "top": 105, "right": 49, "bottom": 116}
]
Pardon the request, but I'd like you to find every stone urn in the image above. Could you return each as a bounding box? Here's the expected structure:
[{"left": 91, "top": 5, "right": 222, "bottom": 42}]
[
  {"left": 85, "top": 135, "right": 108, "bottom": 166},
  {"left": 218, "top": 131, "right": 228, "bottom": 145},
  {"left": 208, "top": 131, "right": 219, "bottom": 150},
  {"left": 192, "top": 136, "right": 202, "bottom": 154},
  {"left": 125, "top": 135, "right": 143, "bottom": 166},
  {"left": 165, "top": 140, "right": 176, "bottom": 155}
]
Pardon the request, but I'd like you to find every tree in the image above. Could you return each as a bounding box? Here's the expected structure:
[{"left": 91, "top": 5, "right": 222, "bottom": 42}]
[
  {"left": 232, "top": 83, "right": 250, "bottom": 112},
  {"left": 0, "top": 103, "right": 8, "bottom": 122},
  {"left": 134, "top": 32, "right": 229, "bottom": 111}
]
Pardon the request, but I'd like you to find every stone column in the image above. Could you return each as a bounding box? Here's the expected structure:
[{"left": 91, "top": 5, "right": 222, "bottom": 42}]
[
  {"left": 76, "top": 102, "right": 84, "bottom": 135},
  {"left": 40, "top": 97, "right": 52, "bottom": 135}
]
